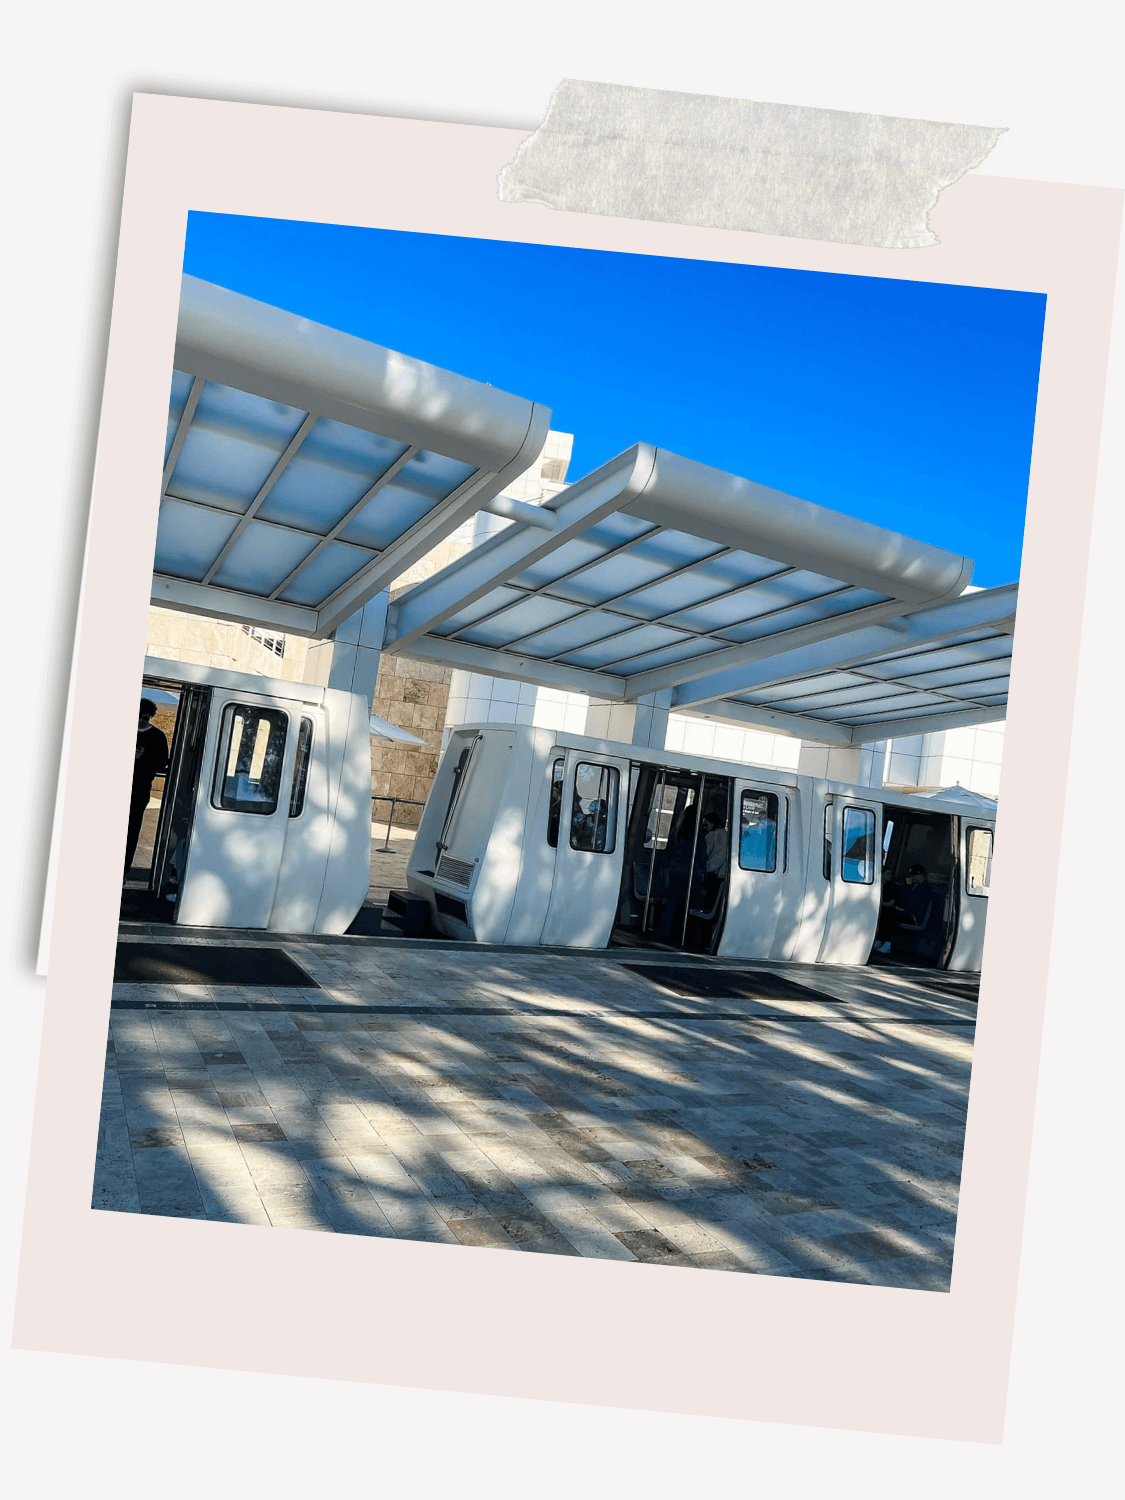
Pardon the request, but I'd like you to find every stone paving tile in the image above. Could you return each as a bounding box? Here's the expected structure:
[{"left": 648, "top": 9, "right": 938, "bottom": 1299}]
[{"left": 94, "top": 939, "right": 976, "bottom": 1286}]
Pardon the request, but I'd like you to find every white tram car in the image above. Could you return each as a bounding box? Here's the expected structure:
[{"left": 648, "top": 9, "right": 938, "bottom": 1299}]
[
  {"left": 129, "top": 656, "right": 374, "bottom": 935},
  {"left": 407, "top": 724, "right": 996, "bottom": 972}
]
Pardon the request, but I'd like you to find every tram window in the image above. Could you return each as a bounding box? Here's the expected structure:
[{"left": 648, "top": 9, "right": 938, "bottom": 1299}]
[
  {"left": 644, "top": 782, "right": 680, "bottom": 849},
  {"left": 841, "top": 806, "right": 876, "bottom": 884},
  {"left": 288, "top": 717, "right": 313, "bottom": 818},
  {"left": 967, "top": 826, "right": 994, "bottom": 895},
  {"left": 546, "top": 758, "right": 565, "bottom": 848},
  {"left": 739, "top": 790, "right": 778, "bottom": 872},
  {"left": 823, "top": 806, "right": 833, "bottom": 880},
  {"left": 570, "top": 762, "right": 619, "bottom": 853},
  {"left": 212, "top": 704, "right": 288, "bottom": 815},
  {"left": 882, "top": 818, "right": 895, "bottom": 867}
]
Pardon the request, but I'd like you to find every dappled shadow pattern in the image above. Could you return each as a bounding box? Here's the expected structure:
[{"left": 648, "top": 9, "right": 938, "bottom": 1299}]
[{"left": 94, "top": 943, "right": 976, "bottom": 1288}]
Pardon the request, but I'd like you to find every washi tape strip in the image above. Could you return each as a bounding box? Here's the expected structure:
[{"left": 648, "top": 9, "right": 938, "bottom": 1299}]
[{"left": 498, "top": 80, "right": 1005, "bottom": 249}]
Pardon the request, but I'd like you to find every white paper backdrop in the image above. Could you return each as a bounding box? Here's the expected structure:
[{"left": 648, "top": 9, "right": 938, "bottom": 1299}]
[{"left": 3, "top": 3, "right": 1120, "bottom": 1493}]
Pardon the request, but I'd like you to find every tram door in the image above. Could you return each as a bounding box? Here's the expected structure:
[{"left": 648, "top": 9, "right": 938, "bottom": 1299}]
[
  {"left": 175, "top": 689, "right": 300, "bottom": 929},
  {"left": 540, "top": 748, "right": 630, "bottom": 947},
  {"left": 872, "top": 806, "right": 960, "bottom": 968},
  {"left": 148, "top": 682, "right": 211, "bottom": 920},
  {"left": 818, "top": 796, "right": 883, "bottom": 964},
  {"left": 612, "top": 765, "right": 733, "bottom": 953}
]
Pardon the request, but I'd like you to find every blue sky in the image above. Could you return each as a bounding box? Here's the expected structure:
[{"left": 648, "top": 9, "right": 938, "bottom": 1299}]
[{"left": 183, "top": 213, "right": 1046, "bottom": 587}]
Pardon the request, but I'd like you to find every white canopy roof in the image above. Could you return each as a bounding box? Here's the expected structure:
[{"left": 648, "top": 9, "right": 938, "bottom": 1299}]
[
  {"left": 154, "top": 277, "right": 550, "bottom": 639},
  {"left": 153, "top": 286, "right": 1016, "bottom": 744},
  {"left": 384, "top": 445, "right": 984, "bottom": 729}
]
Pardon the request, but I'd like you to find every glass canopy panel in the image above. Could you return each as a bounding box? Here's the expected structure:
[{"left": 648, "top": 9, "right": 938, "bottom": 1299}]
[
  {"left": 339, "top": 451, "right": 477, "bottom": 549},
  {"left": 720, "top": 591, "right": 875, "bottom": 644},
  {"left": 276, "top": 540, "right": 377, "bottom": 606},
  {"left": 432, "top": 586, "right": 528, "bottom": 637},
  {"left": 257, "top": 420, "right": 410, "bottom": 534},
  {"left": 763, "top": 680, "right": 919, "bottom": 712},
  {"left": 850, "top": 693, "right": 986, "bottom": 723},
  {"left": 562, "top": 624, "right": 695, "bottom": 670},
  {"left": 549, "top": 531, "right": 724, "bottom": 608},
  {"left": 154, "top": 500, "right": 240, "bottom": 581},
  {"left": 621, "top": 550, "right": 788, "bottom": 621},
  {"left": 505, "top": 609, "right": 637, "bottom": 659},
  {"left": 211, "top": 521, "right": 321, "bottom": 596},
  {"left": 807, "top": 690, "right": 948, "bottom": 721},
  {"left": 953, "top": 679, "right": 1011, "bottom": 700},
  {"left": 671, "top": 570, "right": 858, "bottom": 632},
  {"left": 167, "top": 382, "right": 309, "bottom": 513},
  {"left": 598, "top": 636, "right": 725, "bottom": 676},
  {"left": 869, "top": 631, "right": 1005, "bottom": 670},
  {"left": 896, "top": 659, "right": 1012, "bottom": 690},
  {"left": 743, "top": 670, "right": 868, "bottom": 705},
  {"left": 456, "top": 595, "right": 583, "bottom": 649},
  {"left": 166, "top": 370, "right": 194, "bottom": 464},
  {"left": 508, "top": 514, "right": 657, "bottom": 590}
]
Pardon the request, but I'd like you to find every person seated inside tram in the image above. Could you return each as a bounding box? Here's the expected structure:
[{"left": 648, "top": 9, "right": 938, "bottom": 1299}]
[
  {"left": 884, "top": 862, "right": 943, "bottom": 959},
  {"left": 572, "top": 796, "right": 610, "bottom": 852}
]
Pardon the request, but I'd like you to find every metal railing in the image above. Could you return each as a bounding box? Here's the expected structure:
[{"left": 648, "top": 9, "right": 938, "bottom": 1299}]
[{"left": 371, "top": 796, "right": 426, "bottom": 852}]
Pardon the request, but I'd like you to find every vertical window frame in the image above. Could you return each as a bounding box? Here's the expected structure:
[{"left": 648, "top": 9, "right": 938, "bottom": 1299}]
[
  {"left": 288, "top": 716, "right": 314, "bottom": 819},
  {"left": 966, "top": 825, "right": 994, "bottom": 896},
  {"left": 546, "top": 757, "right": 565, "bottom": 848}
]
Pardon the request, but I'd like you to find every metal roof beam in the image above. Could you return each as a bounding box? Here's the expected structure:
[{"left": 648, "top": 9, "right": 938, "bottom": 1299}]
[
  {"left": 161, "top": 375, "right": 204, "bottom": 497},
  {"left": 151, "top": 575, "right": 320, "bottom": 635},
  {"left": 625, "top": 596, "right": 921, "bottom": 698},
  {"left": 847, "top": 705, "right": 1008, "bottom": 743},
  {"left": 175, "top": 275, "right": 546, "bottom": 471},
  {"left": 384, "top": 446, "right": 657, "bottom": 653},
  {"left": 390, "top": 634, "right": 628, "bottom": 700},
  {"left": 624, "top": 450, "right": 974, "bottom": 606},
  {"left": 680, "top": 699, "right": 854, "bottom": 746}
]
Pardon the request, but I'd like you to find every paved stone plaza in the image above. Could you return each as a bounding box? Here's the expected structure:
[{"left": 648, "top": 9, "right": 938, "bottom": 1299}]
[{"left": 94, "top": 930, "right": 977, "bottom": 1289}]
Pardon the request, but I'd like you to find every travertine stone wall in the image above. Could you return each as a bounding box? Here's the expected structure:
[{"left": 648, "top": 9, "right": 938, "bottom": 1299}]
[
  {"left": 145, "top": 606, "right": 311, "bottom": 681},
  {"left": 369, "top": 655, "right": 452, "bottom": 827}
]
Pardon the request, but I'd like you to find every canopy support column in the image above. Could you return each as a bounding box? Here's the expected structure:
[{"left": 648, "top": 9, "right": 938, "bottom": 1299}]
[
  {"left": 302, "top": 591, "right": 389, "bottom": 705},
  {"left": 585, "top": 689, "right": 672, "bottom": 749}
]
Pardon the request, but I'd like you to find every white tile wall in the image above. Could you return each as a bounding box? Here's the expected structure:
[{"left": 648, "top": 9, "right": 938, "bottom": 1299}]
[
  {"left": 881, "top": 720, "right": 1005, "bottom": 796},
  {"left": 664, "top": 714, "right": 803, "bottom": 772}
]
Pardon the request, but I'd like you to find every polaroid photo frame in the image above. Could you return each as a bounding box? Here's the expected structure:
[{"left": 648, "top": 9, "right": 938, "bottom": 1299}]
[{"left": 15, "top": 93, "right": 1121, "bottom": 1442}]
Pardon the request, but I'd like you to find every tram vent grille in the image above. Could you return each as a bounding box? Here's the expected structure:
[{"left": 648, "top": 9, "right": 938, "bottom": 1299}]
[{"left": 437, "top": 854, "right": 474, "bottom": 888}]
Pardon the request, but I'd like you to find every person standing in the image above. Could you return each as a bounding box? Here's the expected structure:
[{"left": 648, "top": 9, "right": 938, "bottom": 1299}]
[{"left": 124, "top": 697, "right": 169, "bottom": 877}]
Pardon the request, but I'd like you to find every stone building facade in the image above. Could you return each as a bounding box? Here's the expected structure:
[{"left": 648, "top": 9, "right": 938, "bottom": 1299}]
[{"left": 368, "top": 655, "right": 452, "bottom": 827}]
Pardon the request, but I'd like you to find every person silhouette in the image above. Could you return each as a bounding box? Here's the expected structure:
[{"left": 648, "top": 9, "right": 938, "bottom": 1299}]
[{"left": 124, "top": 698, "right": 169, "bottom": 877}]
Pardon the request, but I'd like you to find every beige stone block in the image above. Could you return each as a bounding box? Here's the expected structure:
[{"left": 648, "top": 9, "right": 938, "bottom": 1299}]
[{"left": 402, "top": 657, "right": 450, "bottom": 686}]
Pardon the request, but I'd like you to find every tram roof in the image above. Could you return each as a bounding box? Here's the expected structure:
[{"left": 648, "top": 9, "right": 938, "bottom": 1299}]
[{"left": 153, "top": 277, "right": 550, "bottom": 638}]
